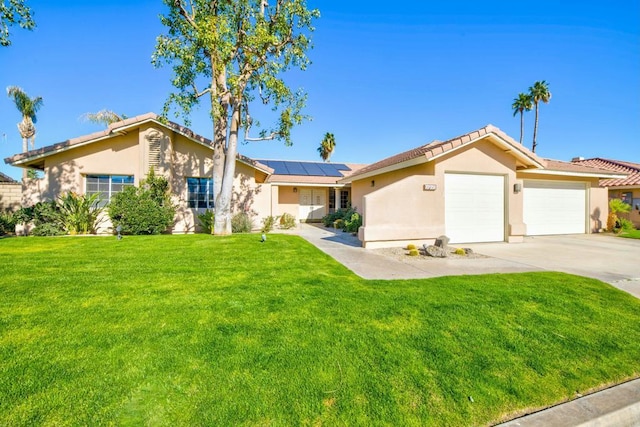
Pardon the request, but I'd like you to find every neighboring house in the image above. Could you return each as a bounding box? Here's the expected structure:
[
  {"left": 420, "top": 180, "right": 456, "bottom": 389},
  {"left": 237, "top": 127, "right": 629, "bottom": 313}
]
[
  {"left": 0, "top": 171, "right": 21, "bottom": 212},
  {"left": 3, "top": 113, "right": 363, "bottom": 234},
  {"left": 571, "top": 158, "right": 640, "bottom": 228},
  {"left": 339, "top": 125, "right": 625, "bottom": 248}
]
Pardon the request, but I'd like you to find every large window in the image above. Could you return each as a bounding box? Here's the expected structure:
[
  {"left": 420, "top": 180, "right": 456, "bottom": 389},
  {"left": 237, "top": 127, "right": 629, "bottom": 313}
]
[
  {"left": 86, "top": 175, "right": 134, "bottom": 206},
  {"left": 187, "top": 177, "right": 214, "bottom": 209}
]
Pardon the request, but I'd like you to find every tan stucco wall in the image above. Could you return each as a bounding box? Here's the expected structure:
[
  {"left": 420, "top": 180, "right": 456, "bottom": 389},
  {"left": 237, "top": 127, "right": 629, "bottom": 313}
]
[
  {"left": 19, "top": 124, "right": 271, "bottom": 234},
  {"left": 355, "top": 140, "right": 520, "bottom": 247},
  {"left": 609, "top": 188, "right": 640, "bottom": 228},
  {"left": 0, "top": 182, "right": 21, "bottom": 212},
  {"left": 276, "top": 186, "right": 300, "bottom": 221}
]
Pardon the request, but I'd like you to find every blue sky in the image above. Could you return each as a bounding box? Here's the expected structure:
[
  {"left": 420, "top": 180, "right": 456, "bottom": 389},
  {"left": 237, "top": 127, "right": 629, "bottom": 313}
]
[{"left": 1, "top": 0, "right": 638, "bottom": 180}]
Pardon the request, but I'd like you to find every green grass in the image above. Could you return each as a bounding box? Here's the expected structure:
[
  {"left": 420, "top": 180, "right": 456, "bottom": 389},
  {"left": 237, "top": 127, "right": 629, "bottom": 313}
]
[
  {"left": 1, "top": 234, "right": 639, "bottom": 426},
  {"left": 618, "top": 228, "right": 640, "bottom": 239}
]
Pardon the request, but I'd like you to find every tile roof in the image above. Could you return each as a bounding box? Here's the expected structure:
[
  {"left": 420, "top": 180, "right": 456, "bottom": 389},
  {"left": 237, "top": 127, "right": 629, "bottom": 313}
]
[
  {"left": 345, "top": 125, "right": 544, "bottom": 180},
  {"left": 0, "top": 171, "right": 18, "bottom": 183},
  {"left": 540, "top": 159, "right": 623, "bottom": 175},
  {"left": 572, "top": 158, "right": 640, "bottom": 187},
  {"left": 4, "top": 113, "right": 273, "bottom": 175}
]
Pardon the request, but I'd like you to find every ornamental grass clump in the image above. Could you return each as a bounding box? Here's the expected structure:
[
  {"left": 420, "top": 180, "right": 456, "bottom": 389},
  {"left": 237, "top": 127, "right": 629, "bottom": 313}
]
[{"left": 408, "top": 248, "right": 419, "bottom": 256}]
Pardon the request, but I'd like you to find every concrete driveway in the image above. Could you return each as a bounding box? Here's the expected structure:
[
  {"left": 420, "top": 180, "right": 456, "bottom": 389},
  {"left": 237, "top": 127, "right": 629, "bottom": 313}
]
[
  {"left": 297, "top": 225, "right": 640, "bottom": 298},
  {"left": 465, "top": 234, "right": 640, "bottom": 297}
]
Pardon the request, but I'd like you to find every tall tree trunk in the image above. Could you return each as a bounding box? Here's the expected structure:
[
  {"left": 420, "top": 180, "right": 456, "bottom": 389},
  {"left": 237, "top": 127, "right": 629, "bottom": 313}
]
[
  {"left": 532, "top": 102, "right": 539, "bottom": 153},
  {"left": 214, "top": 103, "right": 240, "bottom": 236},
  {"left": 519, "top": 111, "right": 524, "bottom": 145}
]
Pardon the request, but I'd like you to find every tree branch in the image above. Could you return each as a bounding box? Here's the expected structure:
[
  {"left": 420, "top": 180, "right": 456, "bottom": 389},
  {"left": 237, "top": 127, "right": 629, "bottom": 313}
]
[{"left": 173, "top": 0, "right": 197, "bottom": 29}]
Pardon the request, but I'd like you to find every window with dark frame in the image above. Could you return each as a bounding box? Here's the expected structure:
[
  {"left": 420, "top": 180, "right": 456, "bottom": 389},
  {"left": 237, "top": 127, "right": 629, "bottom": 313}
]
[
  {"left": 340, "top": 190, "right": 349, "bottom": 210},
  {"left": 187, "top": 177, "right": 214, "bottom": 209}
]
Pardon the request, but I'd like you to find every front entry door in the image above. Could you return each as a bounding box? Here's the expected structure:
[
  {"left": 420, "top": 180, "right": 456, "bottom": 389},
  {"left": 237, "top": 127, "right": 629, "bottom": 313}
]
[{"left": 299, "top": 189, "right": 326, "bottom": 221}]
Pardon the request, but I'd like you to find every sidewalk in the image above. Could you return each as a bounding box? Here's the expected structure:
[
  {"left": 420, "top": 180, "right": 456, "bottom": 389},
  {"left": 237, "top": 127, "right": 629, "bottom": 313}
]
[{"left": 295, "top": 223, "right": 640, "bottom": 427}]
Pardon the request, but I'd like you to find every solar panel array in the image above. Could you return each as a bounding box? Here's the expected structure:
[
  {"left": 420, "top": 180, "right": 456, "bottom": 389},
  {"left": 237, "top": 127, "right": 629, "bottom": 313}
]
[{"left": 258, "top": 160, "right": 351, "bottom": 177}]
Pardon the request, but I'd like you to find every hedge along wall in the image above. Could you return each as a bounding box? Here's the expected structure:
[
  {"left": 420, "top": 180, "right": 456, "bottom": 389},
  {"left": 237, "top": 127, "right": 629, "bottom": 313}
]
[{"left": 0, "top": 182, "right": 21, "bottom": 212}]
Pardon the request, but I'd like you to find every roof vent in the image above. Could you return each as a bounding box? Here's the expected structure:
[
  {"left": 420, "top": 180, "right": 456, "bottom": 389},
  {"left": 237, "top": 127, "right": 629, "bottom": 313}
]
[{"left": 571, "top": 156, "right": 585, "bottom": 162}]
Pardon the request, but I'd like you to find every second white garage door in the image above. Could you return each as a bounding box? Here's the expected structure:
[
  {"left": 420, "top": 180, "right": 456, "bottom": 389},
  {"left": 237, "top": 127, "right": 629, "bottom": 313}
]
[
  {"left": 445, "top": 173, "right": 505, "bottom": 243},
  {"left": 523, "top": 180, "right": 586, "bottom": 235}
]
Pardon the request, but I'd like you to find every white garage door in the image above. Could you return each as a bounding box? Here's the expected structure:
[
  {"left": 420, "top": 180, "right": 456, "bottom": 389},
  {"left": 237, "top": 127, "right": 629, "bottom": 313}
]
[
  {"left": 445, "top": 173, "right": 505, "bottom": 243},
  {"left": 523, "top": 180, "right": 586, "bottom": 235}
]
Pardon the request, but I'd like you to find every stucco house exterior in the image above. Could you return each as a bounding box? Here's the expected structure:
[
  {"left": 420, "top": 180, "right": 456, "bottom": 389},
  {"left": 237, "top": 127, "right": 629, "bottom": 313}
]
[
  {"left": 572, "top": 158, "right": 640, "bottom": 228},
  {"left": 339, "top": 125, "right": 625, "bottom": 248},
  {"left": 3, "top": 113, "right": 364, "bottom": 234}
]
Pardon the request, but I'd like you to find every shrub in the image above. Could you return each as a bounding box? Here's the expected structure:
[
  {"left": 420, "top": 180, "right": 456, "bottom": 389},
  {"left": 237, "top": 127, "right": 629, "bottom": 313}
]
[
  {"left": 407, "top": 244, "right": 417, "bottom": 250},
  {"left": 231, "top": 212, "right": 254, "bottom": 233},
  {"left": 197, "top": 210, "right": 214, "bottom": 234},
  {"left": 333, "top": 219, "right": 345, "bottom": 229},
  {"left": 108, "top": 170, "right": 176, "bottom": 235},
  {"left": 15, "top": 201, "right": 65, "bottom": 236},
  {"left": 617, "top": 218, "right": 635, "bottom": 232},
  {"left": 57, "top": 192, "right": 103, "bottom": 234},
  {"left": 455, "top": 248, "right": 466, "bottom": 256},
  {"left": 279, "top": 212, "right": 297, "bottom": 230},
  {"left": 261, "top": 216, "right": 277, "bottom": 233},
  {"left": 607, "top": 199, "right": 632, "bottom": 231},
  {"left": 344, "top": 212, "right": 362, "bottom": 233},
  {"left": 0, "top": 211, "right": 16, "bottom": 235},
  {"left": 408, "top": 248, "right": 419, "bottom": 256}
]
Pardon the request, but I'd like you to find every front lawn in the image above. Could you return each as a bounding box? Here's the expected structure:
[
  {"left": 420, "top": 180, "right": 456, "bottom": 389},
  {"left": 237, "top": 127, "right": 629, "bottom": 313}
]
[{"left": 1, "top": 235, "right": 639, "bottom": 426}]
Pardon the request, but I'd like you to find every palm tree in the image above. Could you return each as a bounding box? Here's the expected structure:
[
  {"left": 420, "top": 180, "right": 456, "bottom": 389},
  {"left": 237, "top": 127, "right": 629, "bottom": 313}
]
[
  {"left": 529, "top": 80, "right": 551, "bottom": 153},
  {"left": 80, "top": 109, "right": 126, "bottom": 127},
  {"left": 511, "top": 93, "right": 532, "bottom": 145},
  {"left": 317, "top": 132, "right": 336, "bottom": 162},
  {"left": 6, "top": 86, "right": 43, "bottom": 153}
]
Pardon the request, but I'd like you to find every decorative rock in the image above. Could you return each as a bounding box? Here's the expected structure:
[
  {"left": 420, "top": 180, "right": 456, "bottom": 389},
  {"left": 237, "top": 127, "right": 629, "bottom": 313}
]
[
  {"left": 463, "top": 248, "right": 474, "bottom": 255},
  {"left": 425, "top": 245, "right": 449, "bottom": 258},
  {"left": 434, "top": 235, "right": 450, "bottom": 249}
]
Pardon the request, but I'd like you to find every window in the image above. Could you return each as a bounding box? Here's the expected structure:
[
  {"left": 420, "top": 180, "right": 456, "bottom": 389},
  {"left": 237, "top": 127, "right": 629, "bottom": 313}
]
[
  {"left": 340, "top": 190, "right": 349, "bottom": 209},
  {"left": 86, "top": 175, "right": 134, "bottom": 206},
  {"left": 329, "top": 190, "right": 335, "bottom": 211},
  {"left": 187, "top": 177, "right": 214, "bottom": 209}
]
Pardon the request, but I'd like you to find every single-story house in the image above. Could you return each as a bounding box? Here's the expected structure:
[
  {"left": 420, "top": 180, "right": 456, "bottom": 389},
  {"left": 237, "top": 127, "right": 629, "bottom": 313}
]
[
  {"left": 339, "top": 125, "right": 626, "bottom": 248},
  {"left": 3, "top": 113, "right": 364, "bottom": 234},
  {"left": 0, "top": 171, "right": 21, "bottom": 212},
  {"left": 571, "top": 158, "right": 640, "bottom": 228}
]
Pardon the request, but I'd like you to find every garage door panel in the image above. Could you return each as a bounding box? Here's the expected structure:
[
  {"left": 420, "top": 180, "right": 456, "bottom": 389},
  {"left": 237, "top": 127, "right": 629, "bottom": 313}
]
[
  {"left": 445, "top": 174, "right": 505, "bottom": 243},
  {"left": 523, "top": 180, "right": 586, "bottom": 235}
]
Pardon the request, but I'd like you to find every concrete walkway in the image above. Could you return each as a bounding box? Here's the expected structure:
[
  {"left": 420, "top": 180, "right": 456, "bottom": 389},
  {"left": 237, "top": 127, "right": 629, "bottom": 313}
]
[{"left": 295, "top": 224, "right": 640, "bottom": 427}]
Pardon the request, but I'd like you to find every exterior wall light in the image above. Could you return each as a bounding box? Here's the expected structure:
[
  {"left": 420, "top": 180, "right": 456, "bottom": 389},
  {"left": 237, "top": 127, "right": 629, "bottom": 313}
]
[
  {"left": 513, "top": 183, "right": 522, "bottom": 194},
  {"left": 293, "top": 187, "right": 298, "bottom": 193},
  {"left": 371, "top": 180, "right": 375, "bottom": 187}
]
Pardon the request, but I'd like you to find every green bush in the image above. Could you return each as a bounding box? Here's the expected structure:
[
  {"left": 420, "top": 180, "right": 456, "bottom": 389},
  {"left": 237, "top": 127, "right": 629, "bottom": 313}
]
[
  {"left": 108, "top": 170, "right": 176, "bottom": 235},
  {"left": 0, "top": 211, "right": 16, "bottom": 235},
  {"left": 344, "top": 212, "right": 362, "bottom": 233},
  {"left": 261, "top": 216, "right": 277, "bottom": 233},
  {"left": 231, "top": 212, "right": 254, "bottom": 233},
  {"left": 57, "top": 192, "right": 103, "bottom": 234},
  {"left": 279, "top": 212, "right": 297, "bottom": 229},
  {"left": 15, "top": 201, "right": 65, "bottom": 236},
  {"left": 455, "top": 248, "right": 466, "bottom": 256},
  {"left": 616, "top": 218, "right": 635, "bottom": 232},
  {"left": 197, "top": 210, "right": 214, "bottom": 234},
  {"left": 408, "top": 248, "right": 419, "bottom": 256},
  {"left": 333, "top": 219, "right": 345, "bottom": 229},
  {"left": 407, "top": 243, "right": 417, "bottom": 250}
]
